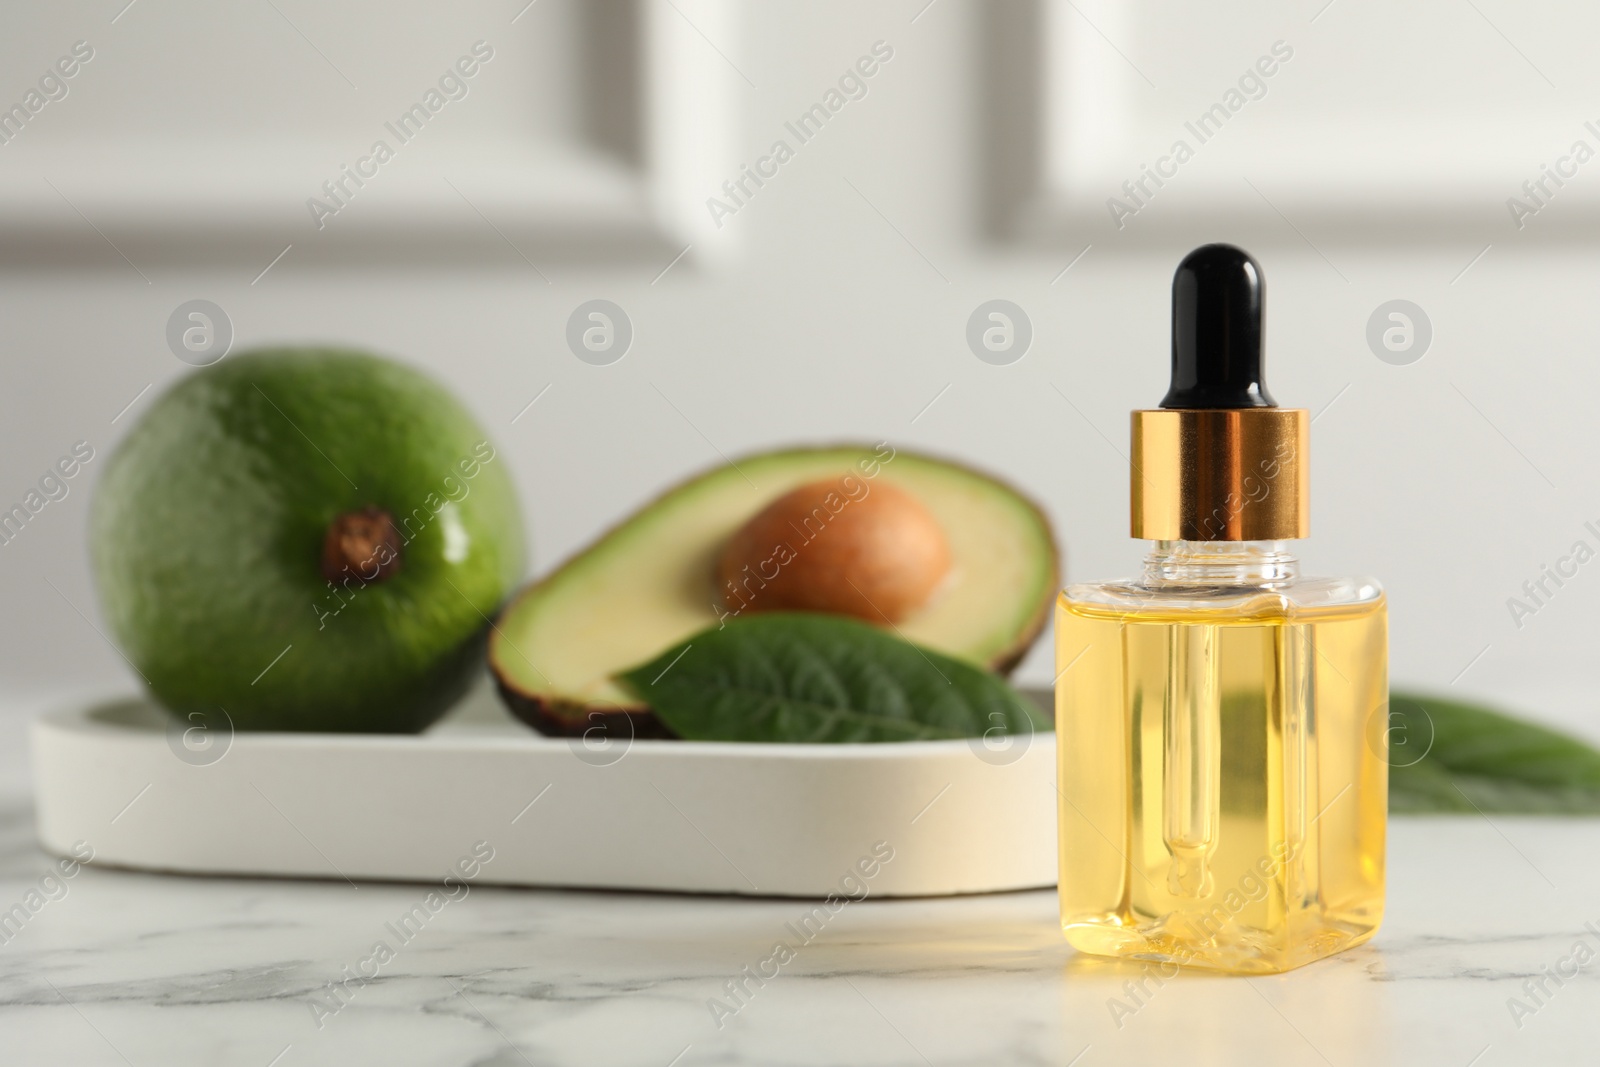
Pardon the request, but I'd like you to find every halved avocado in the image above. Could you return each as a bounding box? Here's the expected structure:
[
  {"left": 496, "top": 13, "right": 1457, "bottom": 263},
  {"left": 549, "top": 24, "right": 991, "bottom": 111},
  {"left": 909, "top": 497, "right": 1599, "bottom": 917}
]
[{"left": 491, "top": 445, "right": 1059, "bottom": 735}]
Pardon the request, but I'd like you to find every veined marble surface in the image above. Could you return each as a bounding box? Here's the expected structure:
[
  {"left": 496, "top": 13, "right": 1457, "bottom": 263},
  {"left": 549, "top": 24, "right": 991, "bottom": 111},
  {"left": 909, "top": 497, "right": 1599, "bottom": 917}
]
[{"left": 0, "top": 778, "right": 1595, "bottom": 1067}]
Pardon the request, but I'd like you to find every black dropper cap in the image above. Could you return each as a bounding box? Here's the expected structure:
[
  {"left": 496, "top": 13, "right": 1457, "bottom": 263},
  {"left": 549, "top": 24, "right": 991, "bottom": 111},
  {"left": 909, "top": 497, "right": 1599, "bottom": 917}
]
[{"left": 1161, "top": 243, "right": 1276, "bottom": 409}]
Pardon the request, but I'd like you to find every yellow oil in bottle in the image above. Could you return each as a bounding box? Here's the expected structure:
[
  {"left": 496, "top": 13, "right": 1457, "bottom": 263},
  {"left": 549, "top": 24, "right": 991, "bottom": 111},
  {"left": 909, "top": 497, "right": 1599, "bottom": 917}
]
[{"left": 1055, "top": 590, "right": 1388, "bottom": 974}]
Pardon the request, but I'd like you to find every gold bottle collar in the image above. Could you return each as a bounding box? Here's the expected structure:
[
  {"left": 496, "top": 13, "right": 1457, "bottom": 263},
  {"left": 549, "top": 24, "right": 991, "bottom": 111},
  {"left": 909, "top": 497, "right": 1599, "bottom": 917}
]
[{"left": 1130, "top": 408, "right": 1308, "bottom": 541}]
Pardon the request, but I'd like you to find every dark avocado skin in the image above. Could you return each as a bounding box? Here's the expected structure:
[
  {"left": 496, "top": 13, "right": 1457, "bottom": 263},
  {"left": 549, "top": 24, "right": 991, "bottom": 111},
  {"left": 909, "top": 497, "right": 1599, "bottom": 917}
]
[
  {"left": 91, "top": 348, "right": 525, "bottom": 733},
  {"left": 491, "top": 679, "right": 678, "bottom": 740}
]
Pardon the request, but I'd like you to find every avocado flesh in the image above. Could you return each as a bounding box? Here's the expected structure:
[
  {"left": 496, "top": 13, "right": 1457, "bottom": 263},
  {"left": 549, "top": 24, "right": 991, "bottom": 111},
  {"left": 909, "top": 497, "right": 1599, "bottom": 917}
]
[
  {"left": 491, "top": 446, "right": 1057, "bottom": 733},
  {"left": 92, "top": 348, "right": 525, "bottom": 733}
]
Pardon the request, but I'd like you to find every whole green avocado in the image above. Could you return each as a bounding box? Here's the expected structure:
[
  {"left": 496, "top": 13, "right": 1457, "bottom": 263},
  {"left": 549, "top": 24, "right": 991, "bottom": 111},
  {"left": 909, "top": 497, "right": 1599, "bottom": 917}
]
[{"left": 91, "top": 348, "right": 525, "bottom": 732}]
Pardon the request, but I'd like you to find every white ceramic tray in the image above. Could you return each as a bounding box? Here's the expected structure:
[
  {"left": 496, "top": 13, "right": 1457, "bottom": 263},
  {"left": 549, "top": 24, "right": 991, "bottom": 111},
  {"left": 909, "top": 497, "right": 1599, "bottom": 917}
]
[{"left": 32, "top": 685, "right": 1058, "bottom": 898}]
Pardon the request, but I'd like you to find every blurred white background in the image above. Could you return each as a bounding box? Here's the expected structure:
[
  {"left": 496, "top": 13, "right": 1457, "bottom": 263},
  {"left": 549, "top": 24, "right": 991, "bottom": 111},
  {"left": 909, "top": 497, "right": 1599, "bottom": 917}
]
[{"left": 2, "top": 0, "right": 1597, "bottom": 761}]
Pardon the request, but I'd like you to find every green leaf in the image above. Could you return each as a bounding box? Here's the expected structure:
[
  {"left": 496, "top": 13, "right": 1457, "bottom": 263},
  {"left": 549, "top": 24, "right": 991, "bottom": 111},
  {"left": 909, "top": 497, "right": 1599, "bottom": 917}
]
[
  {"left": 616, "top": 613, "right": 1051, "bottom": 743},
  {"left": 1388, "top": 692, "right": 1600, "bottom": 814}
]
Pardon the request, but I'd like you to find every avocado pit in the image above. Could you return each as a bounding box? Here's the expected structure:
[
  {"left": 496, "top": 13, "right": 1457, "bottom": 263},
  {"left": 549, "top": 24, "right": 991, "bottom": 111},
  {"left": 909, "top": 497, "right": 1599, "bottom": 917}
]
[
  {"left": 717, "top": 477, "right": 952, "bottom": 624},
  {"left": 322, "top": 507, "right": 403, "bottom": 584}
]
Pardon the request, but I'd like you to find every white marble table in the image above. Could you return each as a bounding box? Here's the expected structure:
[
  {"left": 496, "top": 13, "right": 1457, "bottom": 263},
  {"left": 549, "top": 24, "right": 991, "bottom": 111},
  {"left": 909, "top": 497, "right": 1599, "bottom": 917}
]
[{"left": 0, "top": 780, "right": 1594, "bottom": 1067}]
